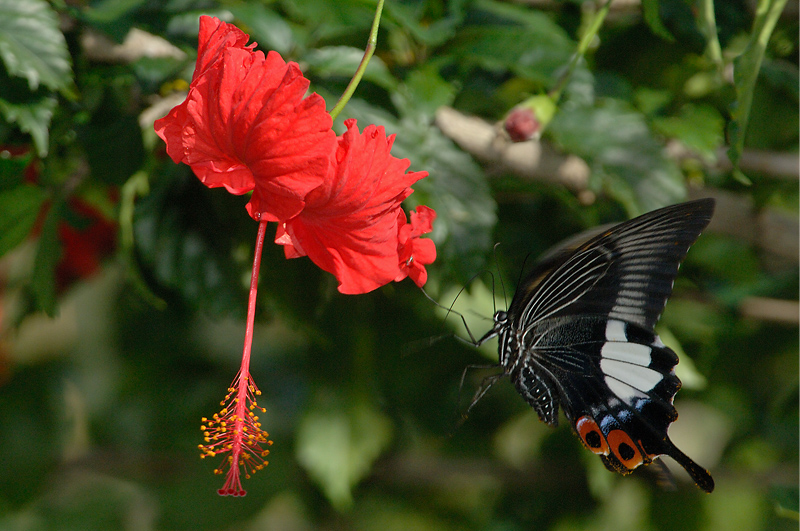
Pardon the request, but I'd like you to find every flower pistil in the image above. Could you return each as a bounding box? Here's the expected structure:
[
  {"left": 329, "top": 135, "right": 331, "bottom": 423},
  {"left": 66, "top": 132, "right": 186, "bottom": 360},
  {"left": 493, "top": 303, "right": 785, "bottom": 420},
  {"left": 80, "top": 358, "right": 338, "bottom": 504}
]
[{"left": 199, "top": 370, "right": 273, "bottom": 497}]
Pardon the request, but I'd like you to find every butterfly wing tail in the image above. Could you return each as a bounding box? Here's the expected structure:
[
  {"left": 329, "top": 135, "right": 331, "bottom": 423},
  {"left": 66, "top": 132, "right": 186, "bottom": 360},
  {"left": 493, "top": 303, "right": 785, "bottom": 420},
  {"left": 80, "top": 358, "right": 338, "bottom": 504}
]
[{"left": 664, "top": 441, "right": 715, "bottom": 493}]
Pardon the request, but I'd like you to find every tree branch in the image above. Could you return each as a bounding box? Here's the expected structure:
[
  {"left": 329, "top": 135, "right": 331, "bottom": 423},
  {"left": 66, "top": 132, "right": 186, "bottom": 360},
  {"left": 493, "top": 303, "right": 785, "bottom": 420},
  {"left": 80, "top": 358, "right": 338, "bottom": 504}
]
[{"left": 435, "top": 106, "right": 798, "bottom": 263}]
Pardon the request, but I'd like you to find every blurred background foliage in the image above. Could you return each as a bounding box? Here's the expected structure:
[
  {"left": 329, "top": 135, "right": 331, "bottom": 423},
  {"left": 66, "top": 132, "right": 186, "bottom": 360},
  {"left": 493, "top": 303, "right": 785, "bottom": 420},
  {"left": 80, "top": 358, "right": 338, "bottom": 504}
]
[{"left": 0, "top": 0, "right": 798, "bottom": 529}]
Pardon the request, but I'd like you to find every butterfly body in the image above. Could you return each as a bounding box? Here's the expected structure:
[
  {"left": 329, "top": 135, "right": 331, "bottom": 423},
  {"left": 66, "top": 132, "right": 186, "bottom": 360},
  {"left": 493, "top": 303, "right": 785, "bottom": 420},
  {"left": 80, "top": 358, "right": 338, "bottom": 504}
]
[{"left": 480, "top": 199, "right": 716, "bottom": 492}]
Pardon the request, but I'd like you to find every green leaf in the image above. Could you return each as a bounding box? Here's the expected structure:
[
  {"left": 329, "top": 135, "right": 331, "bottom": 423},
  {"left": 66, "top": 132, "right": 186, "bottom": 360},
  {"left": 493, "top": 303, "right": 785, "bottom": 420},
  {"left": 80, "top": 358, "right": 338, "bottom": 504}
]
[
  {"left": 448, "top": 25, "right": 572, "bottom": 86},
  {"left": 231, "top": 3, "right": 296, "bottom": 56},
  {"left": 652, "top": 104, "right": 725, "bottom": 162},
  {"left": 728, "top": 0, "right": 789, "bottom": 171},
  {"left": 279, "top": 0, "right": 375, "bottom": 41},
  {"left": 133, "top": 171, "right": 251, "bottom": 315},
  {"left": 0, "top": 183, "right": 48, "bottom": 258},
  {"left": 657, "top": 326, "right": 706, "bottom": 390},
  {"left": 392, "top": 66, "right": 456, "bottom": 118},
  {"left": 31, "top": 199, "right": 62, "bottom": 316},
  {"left": 79, "top": 114, "right": 145, "bottom": 186},
  {"left": 549, "top": 99, "right": 685, "bottom": 214},
  {"left": 0, "top": 94, "right": 56, "bottom": 158},
  {"left": 296, "top": 398, "right": 393, "bottom": 511},
  {"left": 305, "top": 46, "right": 397, "bottom": 91},
  {"left": 634, "top": 87, "right": 672, "bottom": 115},
  {"left": 642, "top": 0, "right": 675, "bottom": 41},
  {"left": 0, "top": 0, "right": 72, "bottom": 92},
  {"left": 384, "top": 0, "right": 460, "bottom": 48},
  {"left": 0, "top": 68, "right": 58, "bottom": 157},
  {"left": 0, "top": 149, "right": 32, "bottom": 191},
  {"left": 396, "top": 121, "right": 497, "bottom": 283},
  {"left": 82, "top": 0, "right": 146, "bottom": 24},
  {"left": 442, "top": 1, "right": 573, "bottom": 86}
]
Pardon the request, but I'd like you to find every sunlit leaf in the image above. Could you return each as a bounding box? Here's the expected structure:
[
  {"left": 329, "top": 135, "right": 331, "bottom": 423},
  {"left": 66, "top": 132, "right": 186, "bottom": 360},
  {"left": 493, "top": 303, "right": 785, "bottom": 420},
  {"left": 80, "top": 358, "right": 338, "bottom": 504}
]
[
  {"left": 231, "top": 3, "right": 296, "bottom": 56},
  {"left": 549, "top": 99, "right": 685, "bottom": 214},
  {"left": 652, "top": 104, "right": 725, "bottom": 162},
  {"left": 0, "top": 183, "right": 47, "bottom": 258},
  {"left": 642, "top": 0, "right": 675, "bottom": 41},
  {"left": 305, "top": 46, "right": 397, "bottom": 91},
  {"left": 296, "top": 398, "right": 393, "bottom": 510},
  {"left": 0, "top": 0, "right": 72, "bottom": 92}
]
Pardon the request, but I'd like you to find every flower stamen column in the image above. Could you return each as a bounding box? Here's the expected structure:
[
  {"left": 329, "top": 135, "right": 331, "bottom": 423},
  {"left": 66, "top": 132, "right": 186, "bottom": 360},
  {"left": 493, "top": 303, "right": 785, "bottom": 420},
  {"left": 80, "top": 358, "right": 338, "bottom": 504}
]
[{"left": 199, "top": 216, "right": 273, "bottom": 497}]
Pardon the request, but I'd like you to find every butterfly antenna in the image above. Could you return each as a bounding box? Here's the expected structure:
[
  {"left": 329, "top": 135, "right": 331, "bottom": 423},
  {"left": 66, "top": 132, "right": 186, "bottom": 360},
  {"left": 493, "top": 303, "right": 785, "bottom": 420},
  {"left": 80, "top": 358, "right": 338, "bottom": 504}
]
[
  {"left": 516, "top": 251, "right": 534, "bottom": 290},
  {"left": 492, "top": 242, "right": 508, "bottom": 310}
]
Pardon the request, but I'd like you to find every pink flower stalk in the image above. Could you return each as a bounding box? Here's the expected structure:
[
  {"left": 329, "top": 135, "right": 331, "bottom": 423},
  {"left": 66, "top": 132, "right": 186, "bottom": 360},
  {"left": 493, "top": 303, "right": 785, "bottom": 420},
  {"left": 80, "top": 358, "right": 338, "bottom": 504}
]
[{"left": 198, "top": 218, "right": 273, "bottom": 496}]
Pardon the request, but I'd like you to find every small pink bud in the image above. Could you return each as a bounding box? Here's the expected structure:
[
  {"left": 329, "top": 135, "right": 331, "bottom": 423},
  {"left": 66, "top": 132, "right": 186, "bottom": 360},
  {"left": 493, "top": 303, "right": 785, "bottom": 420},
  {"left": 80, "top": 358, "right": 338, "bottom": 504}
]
[{"left": 504, "top": 107, "right": 541, "bottom": 142}]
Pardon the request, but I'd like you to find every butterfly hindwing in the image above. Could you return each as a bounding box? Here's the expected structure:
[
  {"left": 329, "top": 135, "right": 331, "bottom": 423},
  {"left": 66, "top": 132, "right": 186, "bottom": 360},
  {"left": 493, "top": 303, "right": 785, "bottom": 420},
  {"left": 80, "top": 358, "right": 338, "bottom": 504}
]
[{"left": 493, "top": 199, "right": 715, "bottom": 492}]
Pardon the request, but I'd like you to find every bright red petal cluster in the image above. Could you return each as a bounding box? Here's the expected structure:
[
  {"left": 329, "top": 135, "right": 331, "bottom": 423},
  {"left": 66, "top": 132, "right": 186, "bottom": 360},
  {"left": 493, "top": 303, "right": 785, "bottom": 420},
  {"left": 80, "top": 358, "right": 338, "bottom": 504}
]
[
  {"left": 155, "top": 16, "right": 336, "bottom": 220},
  {"left": 155, "top": 15, "right": 438, "bottom": 497},
  {"left": 275, "top": 119, "right": 431, "bottom": 293},
  {"left": 155, "top": 16, "right": 436, "bottom": 293}
]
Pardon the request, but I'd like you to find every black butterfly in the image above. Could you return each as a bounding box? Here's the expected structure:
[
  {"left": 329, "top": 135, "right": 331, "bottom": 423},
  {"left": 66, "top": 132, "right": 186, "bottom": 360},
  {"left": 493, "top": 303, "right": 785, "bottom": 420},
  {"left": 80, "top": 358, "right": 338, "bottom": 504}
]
[{"left": 476, "top": 198, "right": 715, "bottom": 493}]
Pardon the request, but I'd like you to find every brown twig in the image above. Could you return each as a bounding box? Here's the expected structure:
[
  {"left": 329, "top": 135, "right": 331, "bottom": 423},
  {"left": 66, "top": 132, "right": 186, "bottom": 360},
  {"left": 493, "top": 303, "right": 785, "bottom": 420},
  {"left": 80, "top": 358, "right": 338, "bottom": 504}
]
[{"left": 435, "top": 106, "right": 799, "bottom": 264}]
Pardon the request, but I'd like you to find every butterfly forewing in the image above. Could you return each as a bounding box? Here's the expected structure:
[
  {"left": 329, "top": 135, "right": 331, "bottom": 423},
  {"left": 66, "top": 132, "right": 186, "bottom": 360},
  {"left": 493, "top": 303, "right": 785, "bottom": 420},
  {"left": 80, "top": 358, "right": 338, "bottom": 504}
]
[
  {"left": 510, "top": 199, "right": 715, "bottom": 331},
  {"left": 495, "top": 199, "right": 715, "bottom": 492}
]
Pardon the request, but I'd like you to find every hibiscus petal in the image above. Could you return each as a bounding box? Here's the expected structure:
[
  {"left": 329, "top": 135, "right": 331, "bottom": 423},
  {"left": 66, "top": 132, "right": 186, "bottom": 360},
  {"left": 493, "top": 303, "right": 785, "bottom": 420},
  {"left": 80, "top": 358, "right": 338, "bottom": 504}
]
[
  {"left": 275, "top": 120, "right": 428, "bottom": 294},
  {"left": 194, "top": 15, "right": 254, "bottom": 82},
  {"left": 154, "top": 17, "right": 336, "bottom": 221},
  {"left": 396, "top": 206, "right": 437, "bottom": 287},
  {"left": 280, "top": 215, "right": 402, "bottom": 294},
  {"left": 409, "top": 204, "right": 436, "bottom": 236}
]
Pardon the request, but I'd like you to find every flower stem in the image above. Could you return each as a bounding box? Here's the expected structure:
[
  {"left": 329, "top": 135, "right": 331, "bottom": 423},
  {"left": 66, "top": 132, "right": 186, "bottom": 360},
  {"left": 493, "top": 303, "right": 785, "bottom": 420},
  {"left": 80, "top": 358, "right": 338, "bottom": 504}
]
[
  {"left": 550, "top": 0, "right": 613, "bottom": 102},
  {"left": 202, "top": 217, "right": 271, "bottom": 497},
  {"left": 697, "top": 0, "right": 723, "bottom": 73},
  {"left": 329, "top": 0, "right": 385, "bottom": 122},
  {"left": 241, "top": 217, "right": 268, "bottom": 373}
]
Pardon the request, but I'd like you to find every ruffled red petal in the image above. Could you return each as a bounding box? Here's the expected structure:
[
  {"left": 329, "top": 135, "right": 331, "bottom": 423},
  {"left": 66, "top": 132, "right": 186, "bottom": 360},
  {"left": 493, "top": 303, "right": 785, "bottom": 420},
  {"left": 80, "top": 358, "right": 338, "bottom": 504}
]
[
  {"left": 276, "top": 120, "right": 428, "bottom": 294},
  {"left": 154, "top": 16, "right": 336, "bottom": 221},
  {"left": 396, "top": 205, "right": 437, "bottom": 287}
]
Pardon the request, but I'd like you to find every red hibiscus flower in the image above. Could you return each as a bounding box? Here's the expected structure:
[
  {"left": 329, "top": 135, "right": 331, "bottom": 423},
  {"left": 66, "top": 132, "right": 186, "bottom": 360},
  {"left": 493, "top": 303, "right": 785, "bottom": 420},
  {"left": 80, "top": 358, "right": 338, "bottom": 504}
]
[
  {"left": 154, "top": 16, "right": 336, "bottom": 221},
  {"left": 396, "top": 205, "right": 437, "bottom": 287},
  {"left": 155, "top": 15, "right": 438, "bottom": 497},
  {"left": 274, "top": 119, "right": 428, "bottom": 294}
]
